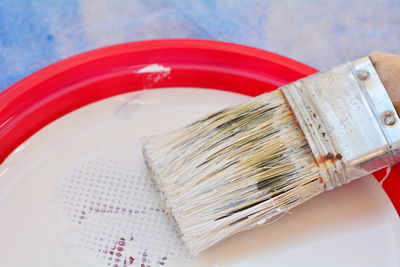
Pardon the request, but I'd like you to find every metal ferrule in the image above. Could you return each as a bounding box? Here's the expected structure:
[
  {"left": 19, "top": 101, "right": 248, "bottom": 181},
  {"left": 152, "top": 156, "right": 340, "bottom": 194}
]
[{"left": 282, "top": 56, "right": 400, "bottom": 190}]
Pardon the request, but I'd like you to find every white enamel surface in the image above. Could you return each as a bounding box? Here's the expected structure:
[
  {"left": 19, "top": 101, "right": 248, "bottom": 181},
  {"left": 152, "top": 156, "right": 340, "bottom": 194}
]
[{"left": 0, "top": 88, "right": 399, "bottom": 267}]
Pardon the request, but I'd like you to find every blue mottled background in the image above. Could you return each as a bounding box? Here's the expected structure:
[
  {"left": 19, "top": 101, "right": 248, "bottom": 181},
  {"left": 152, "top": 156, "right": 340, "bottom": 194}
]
[{"left": 1, "top": 0, "right": 400, "bottom": 91}]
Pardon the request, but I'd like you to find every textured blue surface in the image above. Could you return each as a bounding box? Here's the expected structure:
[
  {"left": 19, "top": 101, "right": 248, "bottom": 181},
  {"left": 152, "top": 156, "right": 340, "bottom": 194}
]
[{"left": 1, "top": 0, "right": 400, "bottom": 91}]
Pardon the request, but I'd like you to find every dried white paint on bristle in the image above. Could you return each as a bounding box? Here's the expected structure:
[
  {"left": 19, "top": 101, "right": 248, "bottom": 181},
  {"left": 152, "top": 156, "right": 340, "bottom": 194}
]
[{"left": 143, "top": 90, "right": 324, "bottom": 255}]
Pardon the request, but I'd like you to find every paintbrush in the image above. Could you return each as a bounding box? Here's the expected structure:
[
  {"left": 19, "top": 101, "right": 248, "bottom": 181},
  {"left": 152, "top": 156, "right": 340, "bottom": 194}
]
[{"left": 143, "top": 52, "right": 400, "bottom": 255}]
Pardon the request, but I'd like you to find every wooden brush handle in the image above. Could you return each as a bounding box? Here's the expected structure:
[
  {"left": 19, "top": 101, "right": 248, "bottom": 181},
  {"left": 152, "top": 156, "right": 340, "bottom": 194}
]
[{"left": 370, "top": 52, "right": 400, "bottom": 115}]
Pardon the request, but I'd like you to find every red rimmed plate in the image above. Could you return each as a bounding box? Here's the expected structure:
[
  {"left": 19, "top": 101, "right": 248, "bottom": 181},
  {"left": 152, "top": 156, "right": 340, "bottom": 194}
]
[{"left": 0, "top": 40, "right": 399, "bottom": 266}]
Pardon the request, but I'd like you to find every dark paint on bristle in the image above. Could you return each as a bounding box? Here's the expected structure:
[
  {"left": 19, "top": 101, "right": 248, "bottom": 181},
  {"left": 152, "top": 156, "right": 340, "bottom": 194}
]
[{"left": 143, "top": 90, "right": 323, "bottom": 255}]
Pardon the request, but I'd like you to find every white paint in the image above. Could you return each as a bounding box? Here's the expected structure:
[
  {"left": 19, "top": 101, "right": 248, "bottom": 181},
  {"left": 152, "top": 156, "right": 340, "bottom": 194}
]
[
  {"left": 135, "top": 64, "right": 172, "bottom": 89},
  {"left": 380, "top": 166, "right": 392, "bottom": 186},
  {"left": 136, "top": 63, "right": 171, "bottom": 74},
  {"left": 0, "top": 88, "right": 399, "bottom": 267}
]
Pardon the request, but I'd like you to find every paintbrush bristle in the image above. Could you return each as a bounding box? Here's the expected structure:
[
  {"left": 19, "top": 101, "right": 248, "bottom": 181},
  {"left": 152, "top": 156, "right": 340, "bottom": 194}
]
[{"left": 143, "top": 90, "right": 323, "bottom": 255}]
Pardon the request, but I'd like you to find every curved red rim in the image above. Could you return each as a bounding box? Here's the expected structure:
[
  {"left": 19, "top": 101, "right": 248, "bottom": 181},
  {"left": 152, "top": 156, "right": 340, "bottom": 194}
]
[
  {"left": 0, "top": 39, "right": 398, "bottom": 214},
  {"left": 0, "top": 39, "right": 317, "bottom": 164}
]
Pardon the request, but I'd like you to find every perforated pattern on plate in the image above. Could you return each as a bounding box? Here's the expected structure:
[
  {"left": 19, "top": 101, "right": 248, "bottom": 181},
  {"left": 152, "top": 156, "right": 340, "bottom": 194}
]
[{"left": 55, "top": 143, "right": 191, "bottom": 266}]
